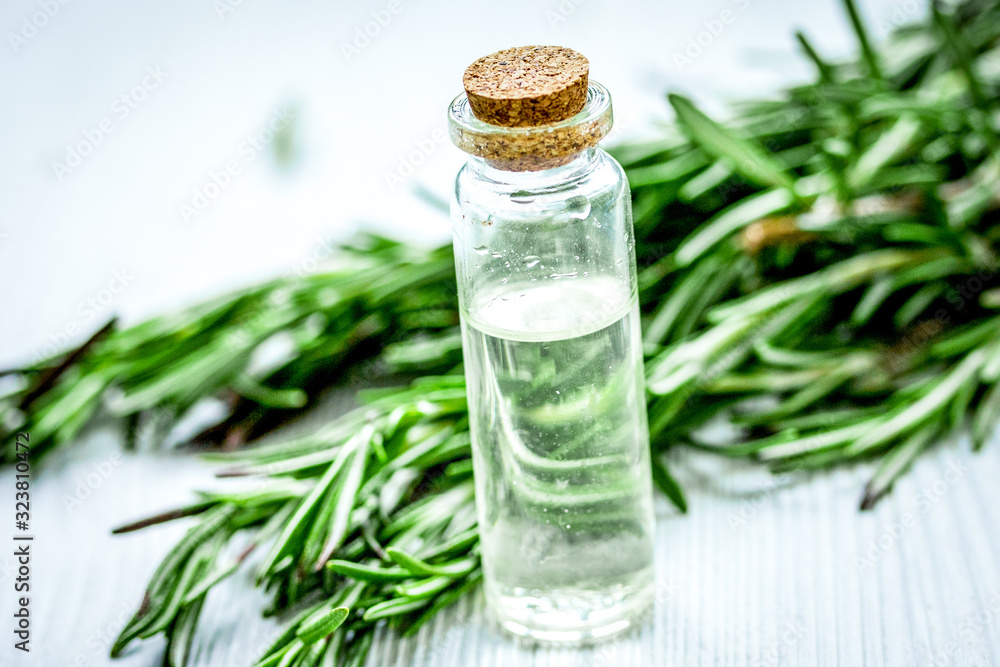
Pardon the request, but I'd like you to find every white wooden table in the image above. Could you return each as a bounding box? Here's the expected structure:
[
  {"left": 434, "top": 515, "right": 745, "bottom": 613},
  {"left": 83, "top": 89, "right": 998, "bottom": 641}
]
[{"left": 3, "top": 416, "right": 998, "bottom": 667}]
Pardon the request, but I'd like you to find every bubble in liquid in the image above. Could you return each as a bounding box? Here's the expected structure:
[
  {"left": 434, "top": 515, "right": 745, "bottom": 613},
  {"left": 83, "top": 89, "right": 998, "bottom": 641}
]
[
  {"left": 473, "top": 245, "right": 490, "bottom": 255},
  {"left": 524, "top": 255, "right": 541, "bottom": 268}
]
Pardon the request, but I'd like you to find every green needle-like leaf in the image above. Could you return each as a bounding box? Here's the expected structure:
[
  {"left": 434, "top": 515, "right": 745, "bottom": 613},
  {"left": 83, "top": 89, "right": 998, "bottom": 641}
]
[
  {"left": 841, "top": 0, "right": 883, "bottom": 79},
  {"left": 674, "top": 188, "right": 797, "bottom": 267},
  {"left": 296, "top": 606, "right": 349, "bottom": 645},
  {"left": 651, "top": 455, "right": 687, "bottom": 514},
  {"left": 669, "top": 93, "right": 798, "bottom": 193},
  {"left": 861, "top": 423, "right": 937, "bottom": 510},
  {"left": 385, "top": 549, "right": 478, "bottom": 578},
  {"left": 362, "top": 597, "right": 430, "bottom": 622}
]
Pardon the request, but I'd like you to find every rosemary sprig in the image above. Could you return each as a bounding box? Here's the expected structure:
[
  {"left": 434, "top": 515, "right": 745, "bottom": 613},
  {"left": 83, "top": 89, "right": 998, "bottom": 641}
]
[
  {"left": 2, "top": 1, "right": 999, "bottom": 664},
  {"left": 1, "top": 237, "right": 459, "bottom": 462},
  {"left": 113, "top": 381, "right": 479, "bottom": 666}
]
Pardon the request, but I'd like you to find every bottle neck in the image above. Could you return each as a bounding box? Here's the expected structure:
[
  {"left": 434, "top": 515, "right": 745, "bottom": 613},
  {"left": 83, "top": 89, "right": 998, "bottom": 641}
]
[{"left": 465, "top": 148, "right": 601, "bottom": 189}]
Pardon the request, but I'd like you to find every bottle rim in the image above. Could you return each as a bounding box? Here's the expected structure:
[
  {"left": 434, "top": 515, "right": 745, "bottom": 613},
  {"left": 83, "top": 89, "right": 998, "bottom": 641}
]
[{"left": 448, "top": 81, "right": 613, "bottom": 172}]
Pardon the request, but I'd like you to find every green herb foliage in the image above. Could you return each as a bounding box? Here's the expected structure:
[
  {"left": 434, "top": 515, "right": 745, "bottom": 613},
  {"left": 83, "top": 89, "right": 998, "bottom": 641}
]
[{"left": 1, "top": 1, "right": 999, "bottom": 664}]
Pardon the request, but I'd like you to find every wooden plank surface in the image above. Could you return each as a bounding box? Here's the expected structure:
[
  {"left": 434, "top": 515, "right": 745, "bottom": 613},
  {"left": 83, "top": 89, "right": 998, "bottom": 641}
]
[{"left": 2, "top": 419, "right": 999, "bottom": 666}]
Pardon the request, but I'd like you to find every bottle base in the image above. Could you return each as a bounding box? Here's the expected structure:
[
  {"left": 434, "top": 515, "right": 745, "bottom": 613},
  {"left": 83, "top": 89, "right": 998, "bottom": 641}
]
[{"left": 486, "top": 576, "right": 654, "bottom": 644}]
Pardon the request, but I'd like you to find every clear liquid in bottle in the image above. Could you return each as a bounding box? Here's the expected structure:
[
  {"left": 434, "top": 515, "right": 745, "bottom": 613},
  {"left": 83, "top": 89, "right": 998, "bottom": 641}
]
[{"left": 462, "top": 275, "right": 656, "bottom": 641}]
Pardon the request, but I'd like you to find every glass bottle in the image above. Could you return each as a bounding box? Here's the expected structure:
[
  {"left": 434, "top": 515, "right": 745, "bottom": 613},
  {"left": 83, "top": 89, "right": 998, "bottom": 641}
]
[{"left": 447, "top": 47, "right": 656, "bottom": 642}]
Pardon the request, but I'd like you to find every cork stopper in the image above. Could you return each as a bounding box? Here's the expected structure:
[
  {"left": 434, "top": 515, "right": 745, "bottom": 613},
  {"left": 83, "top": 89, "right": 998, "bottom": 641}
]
[
  {"left": 463, "top": 46, "right": 590, "bottom": 127},
  {"left": 449, "top": 46, "right": 612, "bottom": 172}
]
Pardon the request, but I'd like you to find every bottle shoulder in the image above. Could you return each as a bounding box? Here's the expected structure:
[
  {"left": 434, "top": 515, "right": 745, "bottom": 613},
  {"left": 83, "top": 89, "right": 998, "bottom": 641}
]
[{"left": 454, "top": 149, "right": 627, "bottom": 205}]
